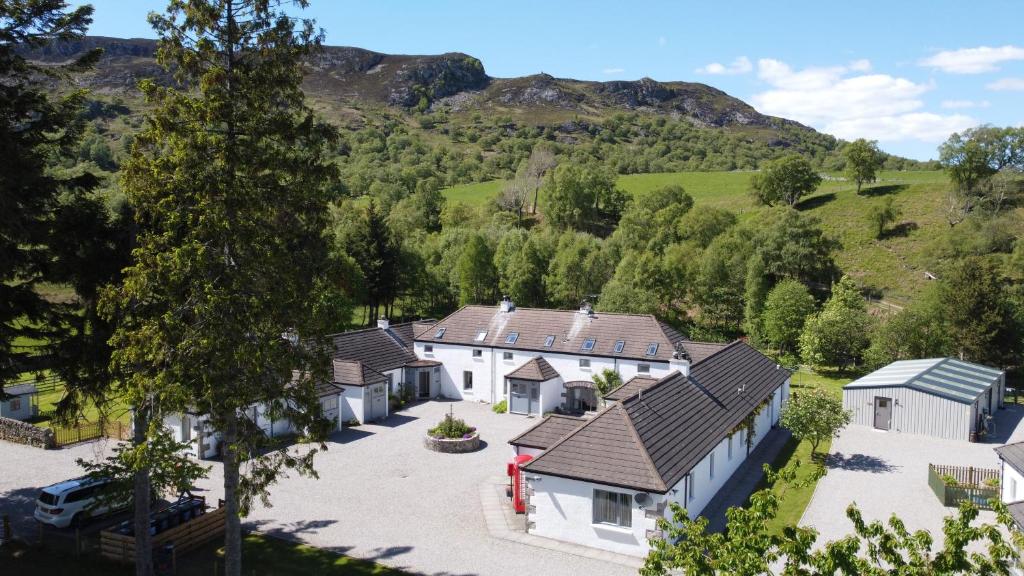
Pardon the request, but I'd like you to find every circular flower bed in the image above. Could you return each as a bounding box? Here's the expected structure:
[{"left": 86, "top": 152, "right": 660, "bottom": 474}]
[{"left": 424, "top": 413, "right": 481, "bottom": 453}]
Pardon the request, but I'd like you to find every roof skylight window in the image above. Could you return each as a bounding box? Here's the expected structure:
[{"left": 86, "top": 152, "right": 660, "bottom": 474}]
[
  {"left": 434, "top": 327, "right": 446, "bottom": 339},
  {"left": 505, "top": 332, "right": 519, "bottom": 344},
  {"left": 475, "top": 330, "right": 488, "bottom": 342},
  {"left": 543, "top": 335, "right": 555, "bottom": 347},
  {"left": 581, "top": 338, "right": 596, "bottom": 352},
  {"left": 614, "top": 340, "right": 625, "bottom": 354},
  {"left": 645, "top": 343, "right": 659, "bottom": 356}
]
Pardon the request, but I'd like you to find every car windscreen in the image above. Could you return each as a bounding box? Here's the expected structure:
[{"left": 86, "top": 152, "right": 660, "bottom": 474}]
[{"left": 38, "top": 491, "right": 58, "bottom": 506}]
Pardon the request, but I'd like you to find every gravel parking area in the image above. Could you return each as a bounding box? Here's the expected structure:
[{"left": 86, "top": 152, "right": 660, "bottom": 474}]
[
  {"left": 800, "top": 405, "right": 1024, "bottom": 547},
  {"left": 1, "top": 400, "right": 635, "bottom": 576}
]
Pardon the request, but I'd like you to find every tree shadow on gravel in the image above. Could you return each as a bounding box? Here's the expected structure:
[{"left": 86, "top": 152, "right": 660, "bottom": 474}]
[{"left": 826, "top": 452, "right": 898, "bottom": 473}]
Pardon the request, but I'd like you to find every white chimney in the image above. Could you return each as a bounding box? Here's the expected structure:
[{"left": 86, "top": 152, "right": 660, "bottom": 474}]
[
  {"left": 499, "top": 295, "right": 515, "bottom": 313},
  {"left": 578, "top": 301, "right": 593, "bottom": 316},
  {"left": 670, "top": 348, "right": 690, "bottom": 376},
  {"left": 377, "top": 317, "right": 390, "bottom": 330}
]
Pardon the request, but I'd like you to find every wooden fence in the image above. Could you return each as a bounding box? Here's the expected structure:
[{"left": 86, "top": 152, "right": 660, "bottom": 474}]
[
  {"left": 928, "top": 464, "right": 999, "bottom": 510},
  {"left": 100, "top": 503, "right": 225, "bottom": 564},
  {"left": 52, "top": 420, "right": 132, "bottom": 447}
]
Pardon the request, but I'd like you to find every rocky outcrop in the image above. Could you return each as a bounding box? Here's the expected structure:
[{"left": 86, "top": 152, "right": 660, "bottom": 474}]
[
  {"left": 385, "top": 53, "right": 488, "bottom": 107},
  {"left": 0, "top": 416, "right": 55, "bottom": 449}
]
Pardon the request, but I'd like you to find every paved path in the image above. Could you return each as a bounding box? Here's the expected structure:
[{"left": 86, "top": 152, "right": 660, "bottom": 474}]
[
  {"left": 800, "top": 404, "right": 1024, "bottom": 550},
  {"left": 701, "top": 427, "right": 791, "bottom": 533}
]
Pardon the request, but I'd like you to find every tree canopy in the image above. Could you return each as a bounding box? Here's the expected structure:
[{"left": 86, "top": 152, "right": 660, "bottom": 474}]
[{"left": 750, "top": 154, "right": 822, "bottom": 207}]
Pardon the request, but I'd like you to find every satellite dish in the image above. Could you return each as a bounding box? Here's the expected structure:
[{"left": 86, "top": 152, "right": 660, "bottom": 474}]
[{"left": 634, "top": 492, "right": 650, "bottom": 506}]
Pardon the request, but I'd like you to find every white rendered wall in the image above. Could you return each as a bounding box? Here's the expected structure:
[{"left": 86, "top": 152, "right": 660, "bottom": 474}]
[
  {"left": 527, "top": 474, "right": 660, "bottom": 557},
  {"left": 540, "top": 378, "right": 564, "bottom": 414},
  {"left": 1002, "top": 462, "right": 1024, "bottom": 503},
  {"left": 341, "top": 385, "right": 365, "bottom": 423},
  {"left": 413, "top": 340, "right": 676, "bottom": 406}
]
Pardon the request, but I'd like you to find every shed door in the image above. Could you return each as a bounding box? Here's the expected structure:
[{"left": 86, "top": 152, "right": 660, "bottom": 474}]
[
  {"left": 320, "top": 395, "right": 339, "bottom": 428},
  {"left": 370, "top": 384, "right": 387, "bottom": 420},
  {"left": 873, "top": 396, "right": 892, "bottom": 430}
]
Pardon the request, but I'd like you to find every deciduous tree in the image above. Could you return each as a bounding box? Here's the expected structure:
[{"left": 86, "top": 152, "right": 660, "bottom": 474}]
[
  {"left": 762, "top": 279, "right": 816, "bottom": 354},
  {"left": 779, "top": 388, "right": 851, "bottom": 455},
  {"left": 457, "top": 234, "right": 498, "bottom": 305},
  {"left": 843, "top": 138, "right": 884, "bottom": 193},
  {"left": 750, "top": 154, "right": 822, "bottom": 207},
  {"left": 799, "top": 276, "right": 870, "bottom": 369}
]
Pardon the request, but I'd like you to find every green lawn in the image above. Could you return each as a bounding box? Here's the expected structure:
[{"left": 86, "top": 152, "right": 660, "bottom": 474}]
[
  {"left": 440, "top": 179, "right": 503, "bottom": 206},
  {"left": 758, "top": 367, "right": 851, "bottom": 536},
  {"left": 0, "top": 533, "right": 408, "bottom": 576}
]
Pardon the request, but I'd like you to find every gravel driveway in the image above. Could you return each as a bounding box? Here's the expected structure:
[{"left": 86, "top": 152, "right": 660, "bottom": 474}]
[
  {"left": 800, "top": 405, "right": 1024, "bottom": 548},
  {"left": 2, "top": 400, "right": 635, "bottom": 576}
]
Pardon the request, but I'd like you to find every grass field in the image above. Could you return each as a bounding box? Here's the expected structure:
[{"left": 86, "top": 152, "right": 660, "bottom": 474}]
[
  {"left": 442, "top": 170, "right": 970, "bottom": 305},
  {"left": 1, "top": 533, "right": 407, "bottom": 576}
]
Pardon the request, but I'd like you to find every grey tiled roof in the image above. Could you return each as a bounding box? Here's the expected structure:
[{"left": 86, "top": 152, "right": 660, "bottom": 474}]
[
  {"left": 678, "top": 341, "right": 730, "bottom": 364},
  {"left": 329, "top": 324, "right": 418, "bottom": 373},
  {"left": 332, "top": 360, "right": 388, "bottom": 387},
  {"left": 508, "top": 414, "right": 586, "bottom": 450},
  {"left": 415, "top": 305, "right": 715, "bottom": 363},
  {"left": 506, "top": 357, "right": 559, "bottom": 382},
  {"left": 996, "top": 442, "right": 1024, "bottom": 475},
  {"left": 603, "top": 375, "right": 658, "bottom": 402},
  {"left": 1008, "top": 501, "right": 1024, "bottom": 531},
  {"left": 524, "top": 341, "right": 791, "bottom": 492},
  {"left": 390, "top": 320, "right": 436, "bottom": 348}
]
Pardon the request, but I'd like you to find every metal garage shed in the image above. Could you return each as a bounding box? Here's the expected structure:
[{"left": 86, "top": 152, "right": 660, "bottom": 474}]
[{"left": 842, "top": 358, "right": 1005, "bottom": 442}]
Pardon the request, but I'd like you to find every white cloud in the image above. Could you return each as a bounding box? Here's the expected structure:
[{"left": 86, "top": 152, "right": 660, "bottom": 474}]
[
  {"left": 695, "top": 56, "right": 752, "bottom": 76},
  {"left": 986, "top": 77, "right": 1024, "bottom": 91},
  {"left": 848, "top": 59, "right": 872, "bottom": 72},
  {"left": 920, "top": 45, "right": 1024, "bottom": 74},
  {"left": 602, "top": 67, "right": 625, "bottom": 75},
  {"left": 941, "top": 99, "right": 991, "bottom": 109},
  {"left": 751, "top": 58, "right": 978, "bottom": 143},
  {"left": 658, "top": 36, "right": 667, "bottom": 47}
]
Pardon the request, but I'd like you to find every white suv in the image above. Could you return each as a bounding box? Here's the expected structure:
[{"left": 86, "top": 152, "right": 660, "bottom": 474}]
[{"left": 34, "top": 476, "right": 128, "bottom": 529}]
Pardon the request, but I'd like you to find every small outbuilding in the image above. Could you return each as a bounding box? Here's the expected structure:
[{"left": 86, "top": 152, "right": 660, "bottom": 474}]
[
  {"left": 842, "top": 358, "right": 1005, "bottom": 442},
  {"left": 0, "top": 383, "right": 38, "bottom": 421},
  {"left": 332, "top": 359, "right": 389, "bottom": 425}
]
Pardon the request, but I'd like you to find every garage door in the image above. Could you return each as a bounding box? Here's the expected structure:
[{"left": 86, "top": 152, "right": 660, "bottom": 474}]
[
  {"left": 369, "top": 384, "right": 387, "bottom": 421},
  {"left": 320, "top": 395, "right": 339, "bottom": 429}
]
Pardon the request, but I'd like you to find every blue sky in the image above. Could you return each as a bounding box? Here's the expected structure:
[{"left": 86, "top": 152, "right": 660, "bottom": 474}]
[{"left": 74, "top": 0, "right": 1024, "bottom": 160}]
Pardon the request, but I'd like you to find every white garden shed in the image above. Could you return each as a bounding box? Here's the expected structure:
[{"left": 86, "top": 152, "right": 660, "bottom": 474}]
[{"left": 842, "top": 358, "right": 1005, "bottom": 441}]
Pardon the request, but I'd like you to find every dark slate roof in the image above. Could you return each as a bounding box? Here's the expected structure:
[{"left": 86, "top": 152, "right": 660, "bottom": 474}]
[
  {"left": 523, "top": 404, "right": 666, "bottom": 491},
  {"left": 4, "top": 383, "right": 37, "bottom": 396},
  {"left": 314, "top": 381, "right": 344, "bottom": 397},
  {"left": 524, "top": 341, "right": 791, "bottom": 492},
  {"left": 604, "top": 375, "right": 658, "bottom": 402},
  {"left": 332, "top": 360, "right": 388, "bottom": 387},
  {"left": 508, "top": 414, "right": 586, "bottom": 450},
  {"left": 679, "top": 341, "right": 730, "bottom": 364},
  {"left": 390, "top": 320, "right": 436, "bottom": 348},
  {"left": 329, "top": 325, "right": 418, "bottom": 374},
  {"left": 996, "top": 442, "right": 1024, "bottom": 475},
  {"left": 506, "top": 357, "right": 560, "bottom": 381},
  {"left": 1008, "top": 501, "right": 1024, "bottom": 531},
  {"left": 415, "top": 305, "right": 717, "bottom": 363}
]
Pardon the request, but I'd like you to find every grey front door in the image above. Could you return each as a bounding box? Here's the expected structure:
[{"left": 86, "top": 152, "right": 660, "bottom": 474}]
[
  {"left": 873, "top": 396, "right": 892, "bottom": 430},
  {"left": 418, "top": 371, "right": 431, "bottom": 398},
  {"left": 510, "top": 380, "right": 535, "bottom": 415},
  {"left": 370, "top": 384, "right": 387, "bottom": 420}
]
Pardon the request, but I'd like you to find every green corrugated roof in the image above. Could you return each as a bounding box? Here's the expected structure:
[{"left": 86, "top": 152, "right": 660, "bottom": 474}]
[{"left": 844, "top": 358, "right": 1002, "bottom": 404}]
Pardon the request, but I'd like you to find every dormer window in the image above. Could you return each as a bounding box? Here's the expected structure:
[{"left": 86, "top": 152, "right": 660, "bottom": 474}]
[
  {"left": 543, "top": 335, "right": 555, "bottom": 348},
  {"left": 581, "top": 338, "right": 596, "bottom": 352},
  {"left": 475, "top": 330, "right": 487, "bottom": 342},
  {"left": 614, "top": 340, "right": 625, "bottom": 354},
  {"left": 505, "top": 332, "right": 519, "bottom": 344},
  {"left": 434, "top": 327, "right": 446, "bottom": 339},
  {"left": 645, "top": 343, "right": 659, "bottom": 356}
]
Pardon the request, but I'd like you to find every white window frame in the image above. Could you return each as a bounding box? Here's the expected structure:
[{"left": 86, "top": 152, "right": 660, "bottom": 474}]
[
  {"left": 472, "top": 349, "right": 482, "bottom": 358},
  {"left": 710, "top": 453, "right": 715, "bottom": 480},
  {"left": 424, "top": 344, "right": 433, "bottom": 354},
  {"left": 10, "top": 397, "right": 22, "bottom": 412},
  {"left": 688, "top": 473, "right": 695, "bottom": 502},
  {"left": 503, "top": 351, "right": 514, "bottom": 361},
  {"left": 592, "top": 489, "right": 632, "bottom": 528},
  {"left": 463, "top": 371, "right": 473, "bottom": 391},
  {"left": 638, "top": 363, "right": 650, "bottom": 374},
  {"left": 579, "top": 359, "right": 591, "bottom": 369},
  {"left": 728, "top": 434, "right": 733, "bottom": 460}
]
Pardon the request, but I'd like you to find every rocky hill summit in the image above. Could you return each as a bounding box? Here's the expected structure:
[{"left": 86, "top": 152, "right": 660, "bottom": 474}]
[{"left": 25, "top": 36, "right": 802, "bottom": 131}]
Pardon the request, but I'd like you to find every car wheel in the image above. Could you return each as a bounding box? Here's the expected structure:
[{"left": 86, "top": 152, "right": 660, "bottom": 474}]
[{"left": 70, "top": 512, "right": 87, "bottom": 529}]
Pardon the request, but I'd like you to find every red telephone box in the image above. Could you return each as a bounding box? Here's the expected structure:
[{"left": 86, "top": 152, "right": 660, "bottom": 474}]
[{"left": 506, "top": 454, "right": 533, "bottom": 514}]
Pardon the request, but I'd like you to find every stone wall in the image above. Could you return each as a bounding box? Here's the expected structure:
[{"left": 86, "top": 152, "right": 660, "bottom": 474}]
[
  {"left": 423, "top": 432, "right": 480, "bottom": 453},
  {"left": 0, "top": 416, "right": 54, "bottom": 449}
]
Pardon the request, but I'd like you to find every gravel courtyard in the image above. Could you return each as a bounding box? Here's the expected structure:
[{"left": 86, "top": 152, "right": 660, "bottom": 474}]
[
  {"left": 800, "top": 404, "right": 1024, "bottom": 548},
  {"left": 1, "top": 400, "right": 636, "bottom": 576}
]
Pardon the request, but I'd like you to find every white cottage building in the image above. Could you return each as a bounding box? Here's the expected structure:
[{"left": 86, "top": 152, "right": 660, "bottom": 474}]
[
  {"left": 412, "top": 299, "right": 728, "bottom": 416},
  {"left": 510, "top": 341, "right": 790, "bottom": 557}
]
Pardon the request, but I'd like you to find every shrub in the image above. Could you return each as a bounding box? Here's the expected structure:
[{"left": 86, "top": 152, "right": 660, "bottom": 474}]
[
  {"left": 429, "top": 414, "right": 475, "bottom": 439},
  {"left": 492, "top": 400, "right": 508, "bottom": 414}
]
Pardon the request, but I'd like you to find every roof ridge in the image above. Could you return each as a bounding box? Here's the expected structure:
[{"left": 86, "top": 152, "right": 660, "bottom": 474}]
[{"left": 619, "top": 370, "right": 685, "bottom": 404}]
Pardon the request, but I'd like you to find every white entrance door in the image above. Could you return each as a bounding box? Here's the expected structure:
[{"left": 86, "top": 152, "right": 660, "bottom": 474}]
[
  {"left": 369, "top": 384, "right": 387, "bottom": 421},
  {"left": 320, "top": 395, "right": 339, "bottom": 429}
]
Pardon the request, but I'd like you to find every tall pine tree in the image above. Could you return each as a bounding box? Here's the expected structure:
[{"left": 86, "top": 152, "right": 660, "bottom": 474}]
[{"left": 105, "top": 2, "right": 341, "bottom": 574}]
